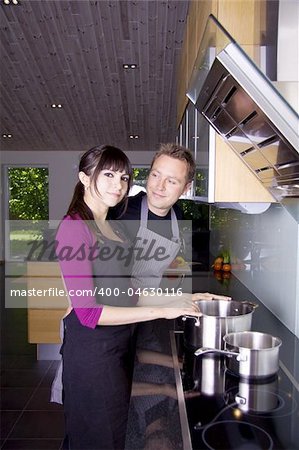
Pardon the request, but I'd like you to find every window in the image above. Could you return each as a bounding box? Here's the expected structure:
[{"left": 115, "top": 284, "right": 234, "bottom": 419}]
[
  {"left": 4, "top": 166, "right": 49, "bottom": 261},
  {"left": 129, "top": 167, "right": 150, "bottom": 196}
]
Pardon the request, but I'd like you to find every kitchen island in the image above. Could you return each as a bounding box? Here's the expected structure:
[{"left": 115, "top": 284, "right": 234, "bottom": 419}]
[{"left": 125, "top": 269, "right": 299, "bottom": 450}]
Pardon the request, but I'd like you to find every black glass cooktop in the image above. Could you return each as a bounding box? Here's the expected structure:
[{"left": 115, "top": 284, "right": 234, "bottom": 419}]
[{"left": 174, "top": 332, "right": 299, "bottom": 450}]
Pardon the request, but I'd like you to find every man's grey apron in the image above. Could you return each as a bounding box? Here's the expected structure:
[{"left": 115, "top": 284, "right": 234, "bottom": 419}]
[{"left": 131, "top": 196, "right": 181, "bottom": 289}]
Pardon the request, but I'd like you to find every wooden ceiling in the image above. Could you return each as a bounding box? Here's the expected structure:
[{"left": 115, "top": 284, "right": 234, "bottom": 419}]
[{"left": 0, "top": 0, "right": 189, "bottom": 152}]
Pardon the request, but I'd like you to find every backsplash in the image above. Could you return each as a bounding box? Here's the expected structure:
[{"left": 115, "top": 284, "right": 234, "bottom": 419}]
[{"left": 210, "top": 203, "right": 299, "bottom": 338}]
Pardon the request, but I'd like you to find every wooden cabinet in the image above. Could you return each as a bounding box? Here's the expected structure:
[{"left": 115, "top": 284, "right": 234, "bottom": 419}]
[
  {"left": 27, "top": 262, "right": 67, "bottom": 344},
  {"left": 177, "top": 0, "right": 266, "bottom": 123},
  {"left": 177, "top": 0, "right": 218, "bottom": 124},
  {"left": 28, "top": 309, "right": 65, "bottom": 344}
]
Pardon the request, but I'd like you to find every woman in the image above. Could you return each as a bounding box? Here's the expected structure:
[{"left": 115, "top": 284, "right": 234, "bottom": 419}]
[{"left": 56, "top": 145, "right": 200, "bottom": 450}]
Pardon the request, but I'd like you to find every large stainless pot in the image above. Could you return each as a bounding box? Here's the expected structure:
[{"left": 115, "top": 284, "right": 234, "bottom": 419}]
[
  {"left": 195, "top": 331, "right": 282, "bottom": 379},
  {"left": 183, "top": 300, "right": 258, "bottom": 349}
]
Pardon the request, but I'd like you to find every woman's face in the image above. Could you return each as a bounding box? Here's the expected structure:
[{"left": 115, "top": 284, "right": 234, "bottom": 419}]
[
  {"left": 94, "top": 169, "right": 129, "bottom": 207},
  {"left": 83, "top": 168, "right": 130, "bottom": 209}
]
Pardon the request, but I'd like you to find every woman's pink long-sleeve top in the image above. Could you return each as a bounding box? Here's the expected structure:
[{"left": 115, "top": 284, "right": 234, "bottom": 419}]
[{"left": 55, "top": 215, "right": 103, "bottom": 329}]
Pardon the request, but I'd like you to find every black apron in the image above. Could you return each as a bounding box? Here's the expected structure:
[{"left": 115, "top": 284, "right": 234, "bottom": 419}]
[
  {"left": 61, "top": 227, "right": 137, "bottom": 450},
  {"left": 62, "top": 311, "right": 136, "bottom": 450}
]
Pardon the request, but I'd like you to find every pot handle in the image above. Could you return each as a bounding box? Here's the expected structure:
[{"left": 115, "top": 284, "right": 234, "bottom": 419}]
[
  {"left": 235, "top": 394, "right": 247, "bottom": 406},
  {"left": 182, "top": 315, "right": 200, "bottom": 327},
  {"left": 242, "top": 300, "right": 258, "bottom": 309},
  {"left": 194, "top": 347, "right": 238, "bottom": 357},
  {"left": 194, "top": 347, "right": 247, "bottom": 362}
]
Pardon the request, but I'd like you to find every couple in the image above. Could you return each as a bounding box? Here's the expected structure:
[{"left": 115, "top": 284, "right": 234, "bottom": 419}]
[{"left": 53, "top": 143, "right": 228, "bottom": 450}]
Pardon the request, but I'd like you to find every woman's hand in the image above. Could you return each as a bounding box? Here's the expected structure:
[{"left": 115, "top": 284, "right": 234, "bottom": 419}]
[
  {"left": 192, "top": 292, "right": 231, "bottom": 302},
  {"left": 162, "top": 296, "right": 201, "bottom": 320}
]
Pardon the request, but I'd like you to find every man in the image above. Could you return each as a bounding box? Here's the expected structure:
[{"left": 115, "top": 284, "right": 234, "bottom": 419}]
[
  {"left": 117, "top": 142, "right": 193, "bottom": 240},
  {"left": 112, "top": 143, "right": 194, "bottom": 290}
]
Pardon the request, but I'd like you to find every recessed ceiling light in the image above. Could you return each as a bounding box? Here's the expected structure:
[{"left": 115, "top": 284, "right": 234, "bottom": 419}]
[
  {"left": 129, "top": 134, "right": 139, "bottom": 139},
  {"left": 123, "top": 64, "right": 138, "bottom": 69},
  {"left": 2, "top": 133, "right": 13, "bottom": 138},
  {"left": 51, "top": 103, "right": 63, "bottom": 108},
  {"left": 3, "top": 0, "right": 19, "bottom": 4}
]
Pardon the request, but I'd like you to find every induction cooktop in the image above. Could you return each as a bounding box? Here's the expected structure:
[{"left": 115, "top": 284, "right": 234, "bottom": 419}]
[{"left": 172, "top": 332, "right": 299, "bottom": 450}]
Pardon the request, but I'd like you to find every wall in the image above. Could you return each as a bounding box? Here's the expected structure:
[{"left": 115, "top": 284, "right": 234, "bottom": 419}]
[
  {"left": 277, "top": 0, "right": 299, "bottom": 82},
  {"left": 210, "top": 204, "right": 299, "bottom": 337},
  {"left": 0, "top": 149, "right": 155, "bottom": 260}
]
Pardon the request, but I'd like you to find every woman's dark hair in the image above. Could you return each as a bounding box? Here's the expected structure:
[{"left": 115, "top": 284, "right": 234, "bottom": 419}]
[{"left": 67, "top": 145, "right": 132, "bottom": 221}]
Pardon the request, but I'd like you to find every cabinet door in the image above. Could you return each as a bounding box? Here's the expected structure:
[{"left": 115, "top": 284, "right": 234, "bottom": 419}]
[
  {"left": 195, "top": 109, "right": 216, "bottom": 202},
  {"left": 187, "top": 102, "right": 196, "bottom": 154},
  {"left": 178, "top": 102, "right": 216, "bottom": 201},
  {"left": 186, "top": 102, "right": 196, "bottom": 197},
  {"left": 180, "top": 108, "right": 188, "bottom": 147}
]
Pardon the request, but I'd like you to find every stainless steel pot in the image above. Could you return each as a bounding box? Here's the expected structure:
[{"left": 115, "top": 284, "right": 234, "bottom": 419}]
[
  {"left": 183, "top": 300, "right": 258, "bottom": 349},
  {"left": 195, "top": 331, "right": 282, "bottom": 379}
]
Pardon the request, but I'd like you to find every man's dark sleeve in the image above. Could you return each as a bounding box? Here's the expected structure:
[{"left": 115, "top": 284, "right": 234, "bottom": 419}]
[{"left": 173, "top": 202, "right": 184, "bottom": 220}]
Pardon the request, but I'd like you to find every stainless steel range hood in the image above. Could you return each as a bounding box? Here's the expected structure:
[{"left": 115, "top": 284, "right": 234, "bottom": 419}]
[{"left": 187, "top": 16, "right": 299, "bottom": 206}]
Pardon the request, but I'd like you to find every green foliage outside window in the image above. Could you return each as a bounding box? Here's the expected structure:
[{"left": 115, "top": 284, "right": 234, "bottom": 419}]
[
  {"left": 132, "top": 168, "right": 150, "bottom": 187},
  {"left": 8, "top": 168, "right": 49, "bottom": 220},
  {"left": 177, "top": 199, "right": 209, "bottom": 230}
]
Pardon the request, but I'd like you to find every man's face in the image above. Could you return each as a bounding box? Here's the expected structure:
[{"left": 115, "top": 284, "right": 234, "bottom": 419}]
[{"left": 146, "top": 154, "right": 191, "bottom": 216}]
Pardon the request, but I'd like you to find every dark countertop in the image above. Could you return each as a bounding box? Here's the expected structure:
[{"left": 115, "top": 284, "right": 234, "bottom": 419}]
[{"left": 125, "top": 269, "right": 299, "bottom": 450}]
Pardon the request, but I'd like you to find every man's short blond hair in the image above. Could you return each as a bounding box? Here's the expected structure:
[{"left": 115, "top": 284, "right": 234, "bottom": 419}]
[{"left": 150, "top": 143, "right": 195, "bottom": 183}]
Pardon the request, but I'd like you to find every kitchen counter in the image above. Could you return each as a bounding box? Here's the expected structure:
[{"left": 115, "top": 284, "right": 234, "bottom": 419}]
[{"left": 125, "top": 269, "right": 299, "bottom": 450}]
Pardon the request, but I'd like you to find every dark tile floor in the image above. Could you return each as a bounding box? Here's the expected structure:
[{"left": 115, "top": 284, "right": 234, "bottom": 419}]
[{"left": 1, "top": 265, "right": 64, "bottom": 450}]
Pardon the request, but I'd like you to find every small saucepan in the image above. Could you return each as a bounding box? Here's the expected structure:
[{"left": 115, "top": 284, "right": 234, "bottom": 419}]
[{"left": 195, "top": 331, "right": 282, "bottom": 379}]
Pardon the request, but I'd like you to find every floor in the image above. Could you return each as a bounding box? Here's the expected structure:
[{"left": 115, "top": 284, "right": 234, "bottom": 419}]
[{"left": 1, "top": 265, "right": 64, "bottom": 449}]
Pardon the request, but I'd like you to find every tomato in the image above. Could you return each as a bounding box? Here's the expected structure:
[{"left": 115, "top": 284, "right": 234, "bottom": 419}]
[
  {"left": 213, "top": 262, "right": 222, "bottom": 271},
  {"left": 222, "top": 263, "right": 231, "bottom": 272}
]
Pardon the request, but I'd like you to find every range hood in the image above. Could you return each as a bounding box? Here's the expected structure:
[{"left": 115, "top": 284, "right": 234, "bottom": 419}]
[{"left": 187, "top": 16, "right": 299, "bottom": 205}]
